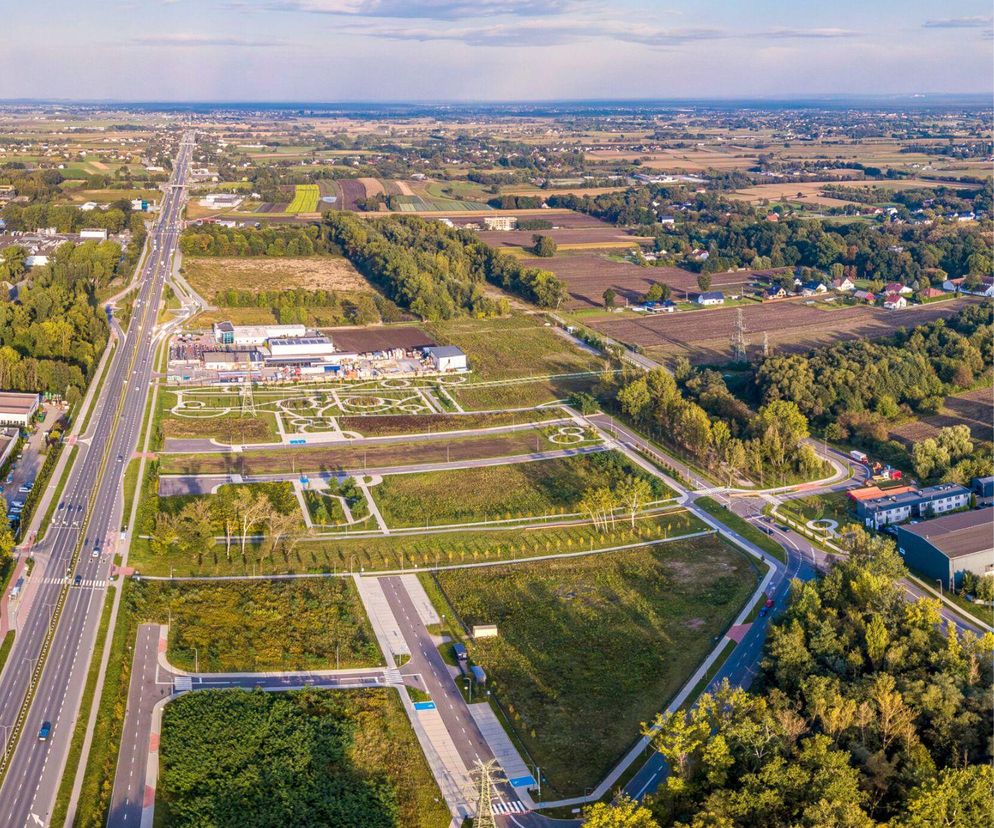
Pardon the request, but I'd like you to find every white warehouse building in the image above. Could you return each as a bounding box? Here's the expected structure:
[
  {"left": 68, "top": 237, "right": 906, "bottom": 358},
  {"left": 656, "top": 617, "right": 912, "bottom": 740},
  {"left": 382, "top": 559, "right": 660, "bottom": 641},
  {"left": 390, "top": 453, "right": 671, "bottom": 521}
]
[
  {"left": 214, "top": 323, "right": 307, "bottom": 346},
  {"left": 425, "top": 345, "right": 468, "bottom": 372},
  {"left": 268, "top": 336, "right": 336, "bottom": 358}
]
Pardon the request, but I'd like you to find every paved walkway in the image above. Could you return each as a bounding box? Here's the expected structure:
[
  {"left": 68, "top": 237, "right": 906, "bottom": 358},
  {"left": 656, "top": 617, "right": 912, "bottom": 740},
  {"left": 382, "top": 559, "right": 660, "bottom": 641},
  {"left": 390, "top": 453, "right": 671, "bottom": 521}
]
[
  {"left": 352, "top": 575, "right": 409, "bottom": 662},
  {"left": 468, "top": 703, "right": 536, "bottom": 800}
]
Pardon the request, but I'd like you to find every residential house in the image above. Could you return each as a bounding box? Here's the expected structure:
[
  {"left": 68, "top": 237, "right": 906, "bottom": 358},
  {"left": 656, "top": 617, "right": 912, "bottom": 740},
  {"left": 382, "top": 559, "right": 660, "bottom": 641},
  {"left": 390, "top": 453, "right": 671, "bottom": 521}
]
[
  {"left": 832, "top": 276, "right": 855, "bottom": 292},
  {"left": 853, "top": 289, "right": 876, "bottom": 303},
  {"left": 942, "top": 277, "right": 965, "bottom": 293},
  {"left": 696, "top": 291, "right": 725, "bottom": 306},
  {"left": 884, "top": 282, "right": 913, "bottom": 296},
  {"left": 920, "top": 287, "right": 946, "bottom": 300},
  {"left": 800, "top": 281, "right": 827, "bottom": 296},
  {"left": 883, "top": 293, "right": 907, "bottom": 310},
  {"left": 762, "top": 285, "right": 786, "bottom": 300}
]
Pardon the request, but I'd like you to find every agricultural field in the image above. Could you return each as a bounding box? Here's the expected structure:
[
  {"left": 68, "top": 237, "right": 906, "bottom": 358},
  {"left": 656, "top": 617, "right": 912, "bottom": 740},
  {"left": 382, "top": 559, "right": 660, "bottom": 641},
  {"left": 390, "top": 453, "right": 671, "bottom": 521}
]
[
  {"left": 157, "top": 690, "right": 449, "bottom": 828},
  {"left": 286, "top": 184, "right": 320, "bottom": 213},
  {"left": 589, "top": 297, "right": 977, "bottom": 365},
  {"left": 371, "top": 450, "right": 670, "bottom": 528},
  {"left": 430, "top": 534, "right": 758, "bottom": 796},
  {"left": 130, "top": 578, "right": 381, "bottom": 672},
  {"left": 160, "top": 408, "right": 281, "bottom": 445},
  {"left": 477, "top": 224, "right": 651, "bottom": 253},
  {"left": 182, "top": 256, "right": 374, "bottom": 297},
  {"left": 890, "top": 386, "right": 994, "bottom": 446}
]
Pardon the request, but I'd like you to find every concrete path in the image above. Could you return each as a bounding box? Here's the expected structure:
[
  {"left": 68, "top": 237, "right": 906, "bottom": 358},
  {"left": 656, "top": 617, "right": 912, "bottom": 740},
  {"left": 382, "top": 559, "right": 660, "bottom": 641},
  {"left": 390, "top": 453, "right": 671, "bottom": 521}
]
[{"left": 353, "top": 574, "right": 409, "bottom": 662}]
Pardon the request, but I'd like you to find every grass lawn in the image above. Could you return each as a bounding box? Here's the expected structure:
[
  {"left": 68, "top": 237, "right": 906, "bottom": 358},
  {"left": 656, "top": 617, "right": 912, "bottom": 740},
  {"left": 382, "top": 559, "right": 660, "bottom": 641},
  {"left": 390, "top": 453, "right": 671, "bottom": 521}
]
[
  {"left": 130, "top": 578, "right": 381, "bottom": 672},
  {"left": 695, "top": 496, "right": 786, "bottom": 563},
  {"left": 427, "top": 315, "right": 607, "bottom": 381},
  {"left": 372, "top": 451, "right": 672, "bottom": 528},
  {"left": 337, "top": 408, "right": 559, "bottom": 437},
  {"left": 157, "top": 689, "right": 449, "bottom": 828},
  {"left": 161, "top": 410, "right": 280, "bottom": 444},
  {"left": 450, "top": 373, "right": 612, "bottom": 411},
  {"left": 157, "top": 428, "right": 560, "bottom": 475},
  {"left": 429, "top": 534, "right": 758, "bottom": 796},
  {"left": 781, "top": 491, "right": 855, "bottom": 526}
]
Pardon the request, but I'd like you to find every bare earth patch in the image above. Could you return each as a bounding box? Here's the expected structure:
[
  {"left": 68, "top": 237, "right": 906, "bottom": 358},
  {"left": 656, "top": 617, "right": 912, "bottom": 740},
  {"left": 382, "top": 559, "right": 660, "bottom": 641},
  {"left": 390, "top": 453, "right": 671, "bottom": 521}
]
[{"left": 183, "top": 256, "right": 374, "bottom": 295}]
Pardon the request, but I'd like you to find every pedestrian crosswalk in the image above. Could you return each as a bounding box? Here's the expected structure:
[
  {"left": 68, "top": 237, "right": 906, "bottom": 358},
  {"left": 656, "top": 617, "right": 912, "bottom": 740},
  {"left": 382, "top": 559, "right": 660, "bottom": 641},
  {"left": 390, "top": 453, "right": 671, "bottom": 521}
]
[
  {"left": 492, "top": 800, "right": 527, "bottom": 815},
  {"left": 384, "top": 668, "right": 403, "bottom": 685},
  {"left": 44, "top": 576, "right": 107, "bottom": 589}
]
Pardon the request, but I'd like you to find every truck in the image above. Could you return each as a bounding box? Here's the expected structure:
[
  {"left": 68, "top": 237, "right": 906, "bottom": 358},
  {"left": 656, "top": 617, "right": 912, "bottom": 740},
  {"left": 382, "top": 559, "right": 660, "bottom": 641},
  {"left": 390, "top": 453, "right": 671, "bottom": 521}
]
[{"left": 849, "top": 450, "right": 868, "bottom": 464}]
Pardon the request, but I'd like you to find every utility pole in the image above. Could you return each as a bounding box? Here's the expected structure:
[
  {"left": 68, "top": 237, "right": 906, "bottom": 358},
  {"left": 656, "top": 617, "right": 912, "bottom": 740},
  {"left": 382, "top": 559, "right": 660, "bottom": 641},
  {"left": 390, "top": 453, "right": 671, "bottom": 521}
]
[
  {"left": 762, "top": 330, "right": 770, "bottom": 359},
  {"left": 471, "top": 759, "right": 502, "bottom": 828}
]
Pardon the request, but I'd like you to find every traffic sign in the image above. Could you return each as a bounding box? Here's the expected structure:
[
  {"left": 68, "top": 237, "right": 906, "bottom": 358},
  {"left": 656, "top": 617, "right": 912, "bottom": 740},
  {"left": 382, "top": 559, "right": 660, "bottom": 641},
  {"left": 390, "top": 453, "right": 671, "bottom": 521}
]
[{"left": 289, "top": 438, "right": 306, "bottom": 445}]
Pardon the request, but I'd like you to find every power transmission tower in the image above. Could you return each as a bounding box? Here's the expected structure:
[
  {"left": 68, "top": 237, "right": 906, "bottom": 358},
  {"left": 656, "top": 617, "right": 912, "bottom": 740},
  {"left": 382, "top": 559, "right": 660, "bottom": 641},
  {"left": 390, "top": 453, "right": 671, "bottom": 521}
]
[
  {"left": 731, "top": 307, "right": 748, "bottom": 361},
  {"left": 471, "top": 759, "right": 503, "bottom": 828},
  {"left": 240, "top": 376, "right": 255, "bottom": 417},
  {"left": 762, "top": 330, "right": 771, "bottom": 358}
]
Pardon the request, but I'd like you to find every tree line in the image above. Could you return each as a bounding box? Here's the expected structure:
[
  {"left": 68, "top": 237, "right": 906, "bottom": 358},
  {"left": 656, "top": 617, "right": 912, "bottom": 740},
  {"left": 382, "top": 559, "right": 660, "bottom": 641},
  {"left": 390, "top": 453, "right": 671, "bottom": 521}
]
[
  {"left": 0, "top": 240, "right": 123, "bottom": 400},
  {"left": 179, "top": 224, "right": 326, "bottom": 257},
  {"left": 325, "top": 213, "right": 567, "bottom": 319},
  {"left": 598, "top": 527, "right": 994, "bottom": 828},
  {"left": 613, "top": 368, "right": 826, "bottom": 487}
]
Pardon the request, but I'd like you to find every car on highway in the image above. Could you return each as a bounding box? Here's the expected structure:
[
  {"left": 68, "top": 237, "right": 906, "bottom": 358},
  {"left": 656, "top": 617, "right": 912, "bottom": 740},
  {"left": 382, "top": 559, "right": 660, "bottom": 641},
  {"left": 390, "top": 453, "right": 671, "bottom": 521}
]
[
  {"left": 92, "top": 547, "right": 100, "bottom": 558},
  {"left": 5, "top": 473, "right": 12, "bottom": 484},
  {"left": 38, "top": 721, "right": 51, "bottom": 741},
  {"left": 74, "top": 575, "right": 82, "bottom": 586}
]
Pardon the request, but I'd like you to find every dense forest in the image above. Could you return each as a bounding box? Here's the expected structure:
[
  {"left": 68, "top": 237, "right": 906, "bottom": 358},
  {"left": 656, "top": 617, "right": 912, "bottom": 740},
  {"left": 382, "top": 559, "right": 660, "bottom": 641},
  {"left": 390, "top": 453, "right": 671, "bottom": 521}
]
[
  {"left": 550, "top": 183, "right": 993, "bottom": 284},
  {"left": 0, "top": 240, "right": 127, "bottom": 400},
  {"left": 325, "top": 213, "right": 567, "bottom": 319},
  {"left": 625, "top": 529, "right": 994, "bottom": 828}
]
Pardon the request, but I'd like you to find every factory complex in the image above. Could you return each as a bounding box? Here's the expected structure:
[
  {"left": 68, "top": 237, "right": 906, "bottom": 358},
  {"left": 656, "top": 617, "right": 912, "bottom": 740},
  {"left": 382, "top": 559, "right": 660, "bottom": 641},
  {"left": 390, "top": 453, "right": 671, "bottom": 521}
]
[{"left": 167, "top": 322, "right": 468, "bottom": 384}]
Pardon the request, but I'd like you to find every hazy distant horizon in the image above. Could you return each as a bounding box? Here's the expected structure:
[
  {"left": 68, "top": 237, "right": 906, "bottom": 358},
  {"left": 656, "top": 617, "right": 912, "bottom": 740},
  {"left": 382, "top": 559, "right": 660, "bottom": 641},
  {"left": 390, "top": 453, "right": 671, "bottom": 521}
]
[{"left": 1, "top": 0, "right": 991, "bottom": 101}]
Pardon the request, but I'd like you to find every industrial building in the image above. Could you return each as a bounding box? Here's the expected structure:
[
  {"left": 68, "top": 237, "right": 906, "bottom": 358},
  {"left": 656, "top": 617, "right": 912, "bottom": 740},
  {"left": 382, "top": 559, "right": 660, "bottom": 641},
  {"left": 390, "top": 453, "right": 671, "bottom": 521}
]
[
  {"left": 424, "top": 345, "right": 468, "bottom": 372},
  {"left": 895, "top": 510, "right": 994, "bottom": 589},
  {"left": 0, "top": 392, "right": 40, "bottom": 427},
  {"left": 268, "top": 336, "right": 336, "bottom": 358},
  {"left": 211, "top": 322, "right": 306, "bottom": 347},
  {"left": 858, "top": 483, "right": 972, "bottom": 530}
]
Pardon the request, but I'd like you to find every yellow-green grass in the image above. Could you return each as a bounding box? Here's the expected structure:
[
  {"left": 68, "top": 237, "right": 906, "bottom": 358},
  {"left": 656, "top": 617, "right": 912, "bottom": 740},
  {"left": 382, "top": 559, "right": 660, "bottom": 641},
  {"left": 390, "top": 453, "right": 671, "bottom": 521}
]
[
  {"left": 129, "top": 578, "right": 381, "bottom": 672},
  {"left": 429, "top": 534, "right": 758, "bottom": 796},
  {"left": 286, "top": 184, "right": 320, "bottom": 213},
  {"left": 427, "top": 314, "right": 607, "bottom": 381},
  {"left": 695, "top": 496, "right": 786, "bottom": 563},
  {"left": 372, "top": 451, "right": 671, "bottom": 528}
]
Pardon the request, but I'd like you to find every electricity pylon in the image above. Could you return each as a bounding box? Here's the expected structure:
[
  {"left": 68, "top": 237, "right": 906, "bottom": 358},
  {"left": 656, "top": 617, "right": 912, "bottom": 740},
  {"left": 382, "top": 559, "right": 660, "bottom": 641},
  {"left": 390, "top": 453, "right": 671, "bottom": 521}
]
[{"left": 471, "top": 759, "right": 503, "bottom": 828}]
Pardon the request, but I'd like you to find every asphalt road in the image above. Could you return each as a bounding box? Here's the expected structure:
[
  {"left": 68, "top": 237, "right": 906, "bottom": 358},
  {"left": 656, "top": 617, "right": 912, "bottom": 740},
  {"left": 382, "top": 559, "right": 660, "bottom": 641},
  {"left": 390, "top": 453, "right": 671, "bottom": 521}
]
[{"left": 0, "top": 133, "right": 195, "bottom": 827}]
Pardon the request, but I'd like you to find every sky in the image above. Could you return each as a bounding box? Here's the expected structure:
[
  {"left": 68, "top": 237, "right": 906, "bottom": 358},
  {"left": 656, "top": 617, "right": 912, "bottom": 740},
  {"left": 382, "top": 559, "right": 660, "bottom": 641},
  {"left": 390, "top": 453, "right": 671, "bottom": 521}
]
[{"left": 0, "top": 0, "right": 991, "bottom": 101}]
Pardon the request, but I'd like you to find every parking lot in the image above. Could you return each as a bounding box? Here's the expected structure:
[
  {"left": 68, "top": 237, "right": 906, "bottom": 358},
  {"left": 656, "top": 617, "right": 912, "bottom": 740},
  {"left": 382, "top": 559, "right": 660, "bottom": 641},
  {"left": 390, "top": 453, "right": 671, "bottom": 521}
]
[{"left": 2, "top": 404, "right": 63, "bottom": 532}]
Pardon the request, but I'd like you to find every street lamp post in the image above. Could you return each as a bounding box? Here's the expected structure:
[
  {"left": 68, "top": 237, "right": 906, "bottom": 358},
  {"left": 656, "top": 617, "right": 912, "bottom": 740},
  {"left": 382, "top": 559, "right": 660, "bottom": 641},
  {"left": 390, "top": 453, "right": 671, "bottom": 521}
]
[
  {"left": 193, "top": 647, "right": 199, "bottom": 674},
  {"left": 936, "top": 578, "right": 943, "bottom": 597}
]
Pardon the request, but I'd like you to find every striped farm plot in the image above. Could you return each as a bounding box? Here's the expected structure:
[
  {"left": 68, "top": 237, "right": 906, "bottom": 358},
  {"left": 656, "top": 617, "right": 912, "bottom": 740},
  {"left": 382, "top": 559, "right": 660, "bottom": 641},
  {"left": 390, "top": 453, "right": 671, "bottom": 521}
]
[{"left": 286, "top": 184, "right": 320, "bottom": 213}]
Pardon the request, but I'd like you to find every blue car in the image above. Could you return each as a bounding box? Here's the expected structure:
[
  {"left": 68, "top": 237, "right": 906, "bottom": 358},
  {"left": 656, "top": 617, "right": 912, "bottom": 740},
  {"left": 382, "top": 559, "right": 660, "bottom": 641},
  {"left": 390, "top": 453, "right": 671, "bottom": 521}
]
[{"left": 38, "top": 721, "right": 51, "bottom": 741}]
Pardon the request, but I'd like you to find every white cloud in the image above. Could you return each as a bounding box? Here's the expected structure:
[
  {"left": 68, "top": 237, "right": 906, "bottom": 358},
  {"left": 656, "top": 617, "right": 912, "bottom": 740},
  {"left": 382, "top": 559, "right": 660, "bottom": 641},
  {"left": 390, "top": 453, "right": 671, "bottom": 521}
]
[
  {"left": 132, "top": 33, "right": 283, "bottom": 46},
  {"left": 922, "top": 16, "right": 992, "bottom": 29}
]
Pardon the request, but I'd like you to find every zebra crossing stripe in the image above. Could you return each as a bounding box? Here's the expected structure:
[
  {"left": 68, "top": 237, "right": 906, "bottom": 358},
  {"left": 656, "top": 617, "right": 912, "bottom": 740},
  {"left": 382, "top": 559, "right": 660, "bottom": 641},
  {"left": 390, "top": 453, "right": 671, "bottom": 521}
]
[{"left": 492, "top": 801, "right": 527, "bottom": 814}]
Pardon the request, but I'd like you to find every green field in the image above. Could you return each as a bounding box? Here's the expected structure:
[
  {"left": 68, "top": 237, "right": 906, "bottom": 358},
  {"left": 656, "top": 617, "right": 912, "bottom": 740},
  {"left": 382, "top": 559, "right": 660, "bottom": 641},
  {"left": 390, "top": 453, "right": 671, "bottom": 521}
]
[
  {"left": 130, "top": 578, "right": 381, "bottom": 672},
  {"left": 287, "top": 183, "right": 320, "bottom": 213},
  {"left": 157, "top": 689, "right": 449, "bottom": 828},
  {"left": 695, "top": 496, "right": 786, "bottom": 563},
  {"left": 429, "top": 534, "right": 758, "bottom": 796},
  {"left": 428, "top": 315, "right": 607, "bottom": 381},
  {"left": 372, "top": 451, "right": 671, "bottom": 528},
  {"left": 161, "top": 409, "right": 281, "bottom": 444},
  {"left": 449, "top": 373, "right": 611, "bottom": 410}
]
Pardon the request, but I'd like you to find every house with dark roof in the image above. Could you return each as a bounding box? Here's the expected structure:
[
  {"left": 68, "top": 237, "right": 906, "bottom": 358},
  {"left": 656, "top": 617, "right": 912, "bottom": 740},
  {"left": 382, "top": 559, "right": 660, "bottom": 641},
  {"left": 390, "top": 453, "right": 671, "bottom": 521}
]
[
  {"left": 895, "top": 510, "right": 994, "bottom": 589},
  {"left": 695, "top": 291, "right": 725, "bottom": 306}
]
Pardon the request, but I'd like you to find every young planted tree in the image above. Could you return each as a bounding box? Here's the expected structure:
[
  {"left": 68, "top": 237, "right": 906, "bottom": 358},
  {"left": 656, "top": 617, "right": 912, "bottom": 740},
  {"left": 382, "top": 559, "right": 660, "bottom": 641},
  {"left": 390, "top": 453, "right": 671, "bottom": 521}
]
[{"left": 616, "top": 475, "right": 653, "bottom": 528}]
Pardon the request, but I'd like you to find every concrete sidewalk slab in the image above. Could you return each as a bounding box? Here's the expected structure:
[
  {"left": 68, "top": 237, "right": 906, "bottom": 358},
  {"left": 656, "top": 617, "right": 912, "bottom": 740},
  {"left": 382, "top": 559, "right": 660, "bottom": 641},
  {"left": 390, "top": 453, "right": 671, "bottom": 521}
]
[
  {"left": 468, "top": 703, "right": 536, "bottom": 807},
  {"left": 400, "top": 573, "right": 440, "bottom": 627}
]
